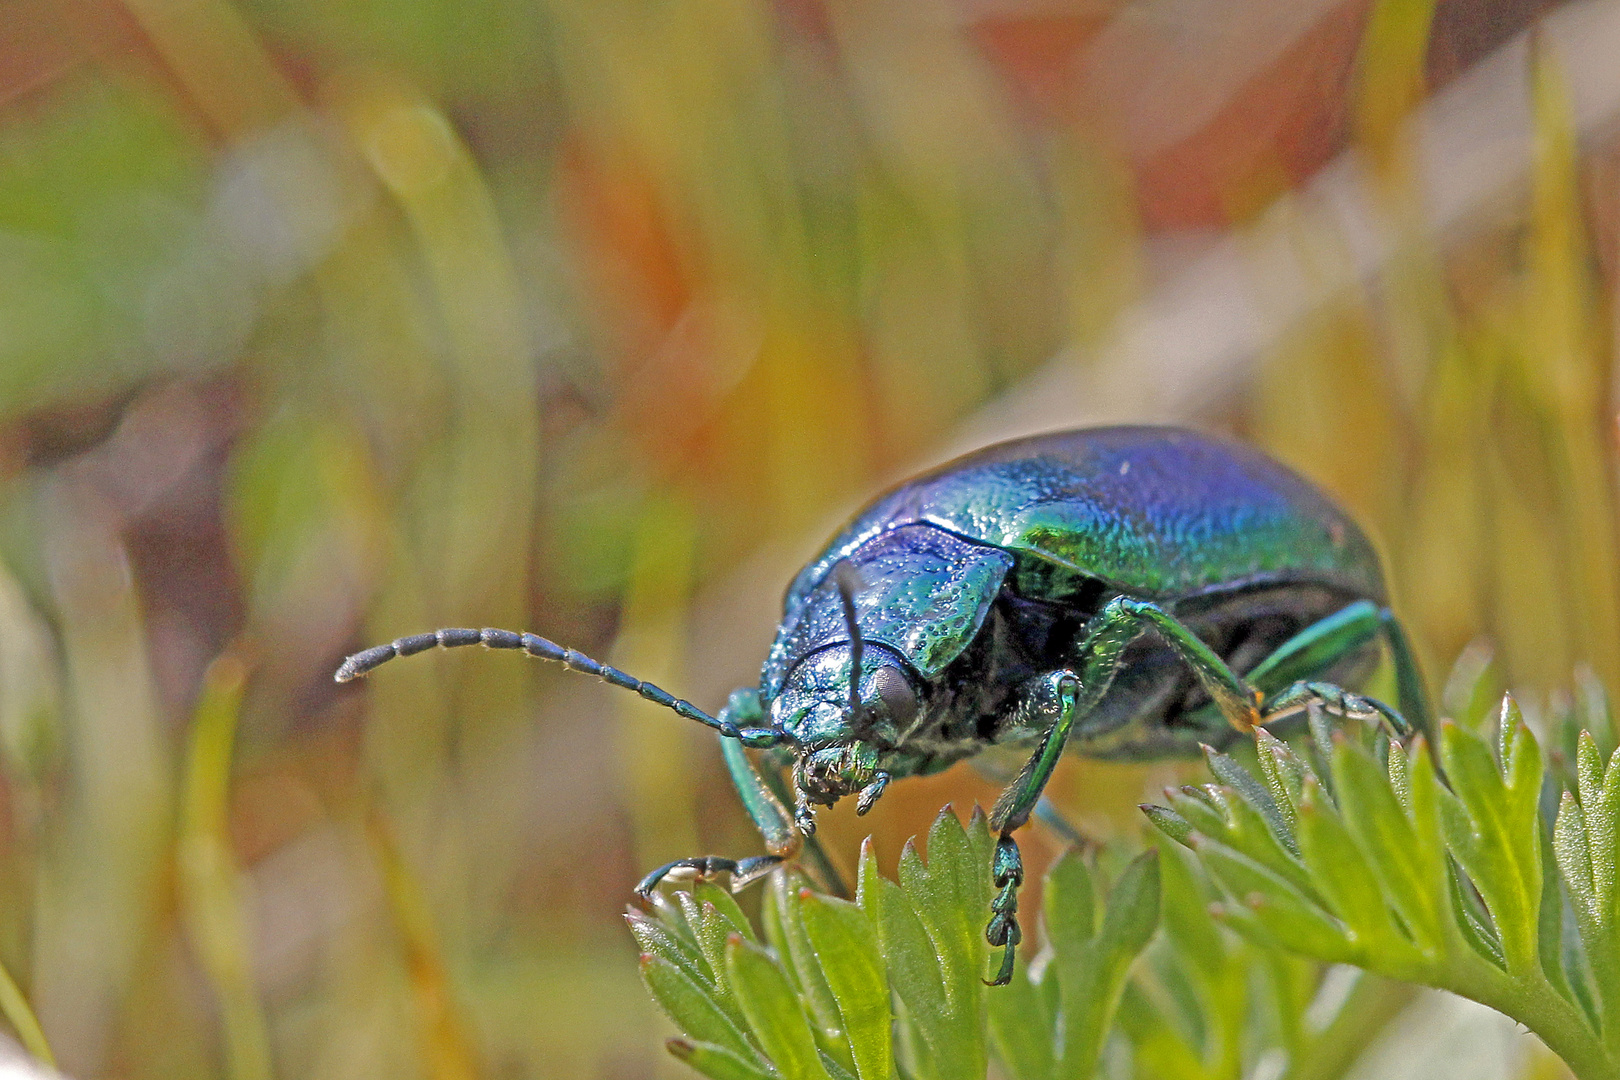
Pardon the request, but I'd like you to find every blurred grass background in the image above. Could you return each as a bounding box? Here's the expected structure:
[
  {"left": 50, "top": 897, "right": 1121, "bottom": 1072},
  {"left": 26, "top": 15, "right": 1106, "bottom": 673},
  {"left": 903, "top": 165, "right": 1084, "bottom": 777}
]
[{"left": 0, "top": 0, "right": 1617, "bottom": 1076}]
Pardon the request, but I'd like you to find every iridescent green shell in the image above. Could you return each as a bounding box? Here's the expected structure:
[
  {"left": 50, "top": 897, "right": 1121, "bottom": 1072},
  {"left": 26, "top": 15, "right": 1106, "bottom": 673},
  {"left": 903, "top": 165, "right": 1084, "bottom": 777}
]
[
  {"left": 761, "top": 525, "right": 1014, "bottom": 698},
  {"left": 764, "top": 427, "right": 1385, "bottom": 699},
  {"left": 788, "top": 426, "right": 1384, "bottom": 612}
]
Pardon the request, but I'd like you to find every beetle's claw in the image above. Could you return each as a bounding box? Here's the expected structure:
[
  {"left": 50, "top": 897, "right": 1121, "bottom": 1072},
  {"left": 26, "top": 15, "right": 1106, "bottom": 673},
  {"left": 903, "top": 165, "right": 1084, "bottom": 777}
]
[
  {"left": 728, "top": 855, "right": 786, "bottom": 892},
  {"left": 856, "top": 772, "right": 890, "bottom": 815},
  {"left": 794, "top": 800, "right": 818, "bottom": 836},
  {"left": 984, "top": 923, "right": 1020, "bottom": 986}
]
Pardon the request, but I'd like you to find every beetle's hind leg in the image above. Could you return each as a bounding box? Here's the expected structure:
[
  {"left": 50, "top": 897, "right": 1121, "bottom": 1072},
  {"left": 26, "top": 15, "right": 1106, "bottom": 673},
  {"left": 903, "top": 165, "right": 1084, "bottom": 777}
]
[
  {"left": 1239, "top": 600, "right": 1432, "bottom": 742},
  {"left": 1259, "top": 680, "right": 1410, "bottom": 738}
]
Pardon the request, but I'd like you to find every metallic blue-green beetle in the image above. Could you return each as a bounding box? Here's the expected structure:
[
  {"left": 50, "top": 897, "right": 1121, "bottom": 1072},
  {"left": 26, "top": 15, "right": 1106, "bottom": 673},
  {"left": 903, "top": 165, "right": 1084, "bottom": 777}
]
[{"left": 336, "top": 426, "right": 1432, "bottom": 985}]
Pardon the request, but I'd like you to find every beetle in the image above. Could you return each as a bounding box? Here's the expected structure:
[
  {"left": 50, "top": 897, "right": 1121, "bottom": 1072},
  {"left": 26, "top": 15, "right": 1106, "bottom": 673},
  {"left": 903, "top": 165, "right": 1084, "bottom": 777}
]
[{"left": 336, "top": 425, "right": 1432, "bottom": 985}]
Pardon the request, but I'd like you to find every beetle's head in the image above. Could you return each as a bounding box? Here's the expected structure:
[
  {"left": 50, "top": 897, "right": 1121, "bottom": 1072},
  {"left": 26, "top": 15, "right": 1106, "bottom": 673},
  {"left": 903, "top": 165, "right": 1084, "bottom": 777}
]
[{"left": 771, "top": 641, "right": 922, "bottom": 832}]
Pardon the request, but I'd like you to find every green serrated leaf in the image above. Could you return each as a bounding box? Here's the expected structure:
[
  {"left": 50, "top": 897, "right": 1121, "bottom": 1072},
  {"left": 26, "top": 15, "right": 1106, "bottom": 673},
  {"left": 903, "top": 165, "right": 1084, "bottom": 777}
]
[
  {"left": 1043, "top": 849, "right": 1096, "bottom": 953},
  {"left": 1577, "top": 732, "right": 1605, "bottom": 812},
  {"left": 1154, "top": 838, "right": 1226, "bottom": 983},
  {"left": 907, "top": 811, "right": 987, "bottom": 1012},
  {"left": 629, "top": 909, "right": 714, "bottom": 991},
  {"left": 1255, "top": 729, "right": 1305, "bottom": 828},
  {"left": 726, "top": 935, "right": 835, "bottom": 1080},
  {"left": 1388, "top": 738, "right": 1413, "bottom": 811},
  {"left": 1500, "top": 701, "right": 1546, "bottom": 831},
  {"left": 1052, "top": 851, "right": 1160, "bottom": 1080},
  {"left": 667, "top": 1039, "right": 775, "bottom": 1080},
  {"left": 926, "top": 808, "right": 990, "bottom": 964},
  {"left": 1219, "top": 787, "right": 1316, "bottom": 897},
  {"left": 767, "top": 872, "right": 847, "bottom": 1058},
  {"left": 1294, "top": 787, "right": 1416, "bottom": 964},
  {"left": 696, "top": 883, "right": 757, "bottom": 942},
  {"left": 965, "top": 805, "right": 995, "bottom": 873},
  {"left": 1307, "top": 707, "right": 1339, "bottom": 797},
  {"left": 895, "top": 813, "right": 987, "bottom": 1080},
  {"left": 1330, "top": 739, "right": 1448, "bottom": 953},
  {"left": 1193, "top": 838, "right": 1354, "bottom": 962},
  {"left": 1142, "top": 803, "right": 1195, "bottom": 847},
  {"left": 1538, "top": 819, "right": 1576, "bottom": 1005},
  {"left": 641, "top": 952, "right": 763, "bottom": 1067},
  {"left": 648, "top": 890, "right": 704, "bottom": 951},
  {"left": 691, "top": 897, "right": 739, "bottom": 983},
  {"left": 1166, "top": 786, "right": 1234, "bottom": 842},
  {"left": 1590, "top": 744, "right": 1619, "bottom": 912},
  {"left": 800, "top": 892, "right": 893, "bottom": 1080},
  {"left": 1446, "top": 861, "right": 1506, "bottom": 970},
  {"left": 1441, "top": 718, "right": 1542, "bottom": 972},
  {"left": 858, "top": 841, "right": 952, "bottom": 1045},
  {"left": 1205, "top": 744, "right": 1296, "bottom": 851},
  {"left": 985, "top": 959, "right": 1054, "bottom": 1080},
  {"left": 761, "top": 875, "right": 798, "bottom": 987},
  {"left": 1557, "top": 792, "right": 1598, "bottom": 919}
]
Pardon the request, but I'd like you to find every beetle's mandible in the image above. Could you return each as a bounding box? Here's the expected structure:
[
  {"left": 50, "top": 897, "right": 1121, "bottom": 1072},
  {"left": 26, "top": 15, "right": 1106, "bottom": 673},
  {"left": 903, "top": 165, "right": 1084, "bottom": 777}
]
[{"left": 335, "top": 426, "right": 1433, "bottom": 986}]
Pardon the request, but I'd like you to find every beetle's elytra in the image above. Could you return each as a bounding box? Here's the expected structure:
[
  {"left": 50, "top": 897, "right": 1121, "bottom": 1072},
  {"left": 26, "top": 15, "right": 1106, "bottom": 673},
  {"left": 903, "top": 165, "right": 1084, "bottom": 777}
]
[{"left": 336, "top": 425, "right": 1432, "bottom": 986}]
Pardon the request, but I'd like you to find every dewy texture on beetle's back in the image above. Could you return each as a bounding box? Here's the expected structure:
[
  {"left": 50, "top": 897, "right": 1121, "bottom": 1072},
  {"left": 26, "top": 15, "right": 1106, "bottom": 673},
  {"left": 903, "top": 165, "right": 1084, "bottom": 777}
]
[
  {"left": 788, "top": 426, "right": 1386, "bottom": 606},
  {"left": 761, "top": 525, "right": 1014, "bottom": 698}
]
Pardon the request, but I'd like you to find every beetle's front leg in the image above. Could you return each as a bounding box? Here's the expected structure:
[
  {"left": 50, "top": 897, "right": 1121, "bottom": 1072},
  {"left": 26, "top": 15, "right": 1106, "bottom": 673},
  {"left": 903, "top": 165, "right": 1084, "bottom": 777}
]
[
  {"left": 634, "top": 854, "right": 784, "bottom": 897},
  {"left": 635, "top": 689, "right": 799, "bottom": 899},
  {"left": 985, "top": 670, "right": 1081, "bottom": 985}
]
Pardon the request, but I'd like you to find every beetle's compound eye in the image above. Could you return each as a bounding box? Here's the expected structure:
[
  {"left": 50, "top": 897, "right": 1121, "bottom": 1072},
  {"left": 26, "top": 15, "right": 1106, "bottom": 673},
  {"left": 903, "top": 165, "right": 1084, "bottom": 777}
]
[{"left": 870, "top": 663, "right": 918, "bottom": 727}]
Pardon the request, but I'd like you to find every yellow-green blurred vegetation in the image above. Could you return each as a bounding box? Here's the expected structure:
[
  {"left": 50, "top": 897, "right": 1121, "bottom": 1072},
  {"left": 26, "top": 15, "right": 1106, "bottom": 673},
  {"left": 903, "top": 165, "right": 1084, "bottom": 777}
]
[{"left": 0, "top": 0, "right": 1615, "bottom": 1076}]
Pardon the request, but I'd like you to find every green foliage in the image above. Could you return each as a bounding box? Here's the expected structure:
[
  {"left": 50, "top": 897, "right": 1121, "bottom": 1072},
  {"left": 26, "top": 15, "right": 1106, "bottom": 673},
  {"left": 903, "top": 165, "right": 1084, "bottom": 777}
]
[
  {"left": 638, "top": 670, "right": 1620, "bottom": 1080},
  {"left": 1146, "top": 703, "right": 1620, "bottom": 1080},
  {"left": 636, "top": 804, "right": 1427, "bottom": 1080},
  {"left": 632, "top": 808, "right": 1163, "bottom": 1080}
]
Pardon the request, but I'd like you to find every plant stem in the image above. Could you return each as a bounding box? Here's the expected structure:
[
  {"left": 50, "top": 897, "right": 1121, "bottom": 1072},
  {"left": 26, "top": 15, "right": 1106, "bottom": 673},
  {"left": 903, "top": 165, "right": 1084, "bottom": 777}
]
[{"left": 1444, "top": 962, "right": 1619, "bottom": 1080}]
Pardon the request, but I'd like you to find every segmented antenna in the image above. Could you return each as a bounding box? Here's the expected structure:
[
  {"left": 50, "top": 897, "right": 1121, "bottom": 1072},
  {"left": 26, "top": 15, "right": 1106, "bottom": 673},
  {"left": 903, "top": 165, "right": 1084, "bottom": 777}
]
[
  {"left": 833, "top": 563, "right": 868, "bottom": 732},
  {"left": 334, "top": 627, "right": 787, "bottom": 747}
]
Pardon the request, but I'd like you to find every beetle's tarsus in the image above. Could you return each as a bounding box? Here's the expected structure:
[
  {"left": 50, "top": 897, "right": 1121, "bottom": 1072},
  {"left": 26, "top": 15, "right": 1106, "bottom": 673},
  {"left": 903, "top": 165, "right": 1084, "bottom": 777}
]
[
  {"left": 633, "top": 854, "right": 785, "bottom": 899},
  {"left": 728, "top": 855, "right": 785, "bottom": 891},
  {"left": 984, "top": 833, "right": 1024, "bottom": 986},
  {"left": 856, "top": 773, "right": 889, "bottom": 814},
  {"left": 1259, "top": 680, "right": 1412, "bottom": 741}
]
